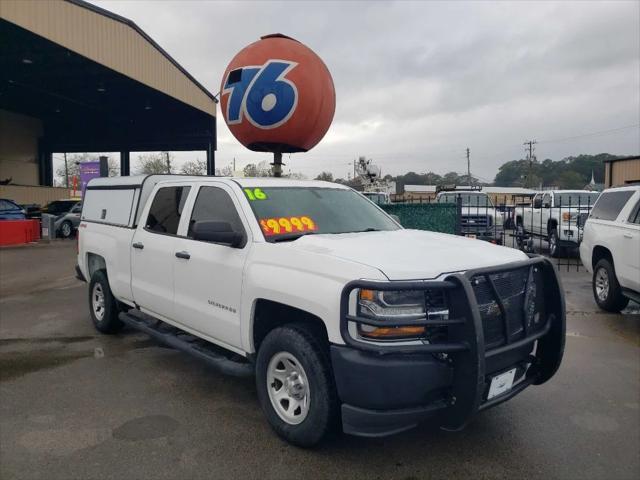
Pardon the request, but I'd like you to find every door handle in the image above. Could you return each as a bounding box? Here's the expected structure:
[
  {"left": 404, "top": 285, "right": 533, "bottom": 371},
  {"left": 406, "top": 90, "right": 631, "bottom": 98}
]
[
  {"left": 624, "top": 233, "right": 633, "bottom": 239},
  {"left": 132, "top": 242, "right": 144, "bottom": 250},
  {"left": 175, "top": 251, "right": 191, "bottom": 260}
]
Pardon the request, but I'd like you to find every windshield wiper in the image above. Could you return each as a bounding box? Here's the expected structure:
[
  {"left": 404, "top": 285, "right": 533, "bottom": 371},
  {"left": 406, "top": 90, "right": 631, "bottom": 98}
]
[
  {"left": 350, "top": 228, "right": 382, "bottom": 233},
  {"left": 271, "top": 231, "right": 319, "bottom": 243}
]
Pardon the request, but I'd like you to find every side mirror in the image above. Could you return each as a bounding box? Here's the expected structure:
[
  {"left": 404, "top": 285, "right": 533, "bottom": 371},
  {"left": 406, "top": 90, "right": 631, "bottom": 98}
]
[{"left": 191, "top": 221, "right": 244, "bottom": 247}]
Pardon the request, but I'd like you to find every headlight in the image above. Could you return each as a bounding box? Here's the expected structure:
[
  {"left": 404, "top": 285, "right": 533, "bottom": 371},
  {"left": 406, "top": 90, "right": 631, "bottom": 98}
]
[
  {"left": 561, "top": 212, "right": 578, "bottom": 222},
  {"left": 357, "top": 288, "right": 449, "bottom": 340}
]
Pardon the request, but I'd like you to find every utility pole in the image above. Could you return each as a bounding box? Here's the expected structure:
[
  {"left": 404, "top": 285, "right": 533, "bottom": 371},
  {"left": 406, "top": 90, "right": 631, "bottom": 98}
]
[
  {"left": 353, "top": 159, "right": 357, "bottom": 180},
  {"left": 523, "top": 140, "right": 536, "bottom": 188},
  {"left": 165, "top": 152, "right": 171, "bottom": 174},
  {"left": 64, "top": 152, "right": 69, "bottom": 188},
  {"left": 466, "top": 147, "right": 471, "bottom": 185}
]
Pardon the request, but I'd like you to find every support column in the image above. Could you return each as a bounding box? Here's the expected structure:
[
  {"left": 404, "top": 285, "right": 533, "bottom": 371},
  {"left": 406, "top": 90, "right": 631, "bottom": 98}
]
[
  {"left": 37, "top": 139, "right": 53, "bottom": 186},
  {"left": 120, "top": 151, "right": 130, "bottom": 176},
  {"left": 206, "top": 142, "right": 215, "bottom": 176}
]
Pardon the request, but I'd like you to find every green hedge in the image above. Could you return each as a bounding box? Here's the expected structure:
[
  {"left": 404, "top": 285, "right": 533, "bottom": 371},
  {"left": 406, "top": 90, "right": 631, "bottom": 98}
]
[{"left": 381, "top": 203, "right": 457, "bottom": 234}]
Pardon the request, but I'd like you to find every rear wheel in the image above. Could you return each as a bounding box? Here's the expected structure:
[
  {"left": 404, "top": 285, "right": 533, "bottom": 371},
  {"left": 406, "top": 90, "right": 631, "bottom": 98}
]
[
  {"left": 89, "top": 270, "right": 123, "bottom": 334},
  {"left": 255, "top": 323, "right": 338, "bottom": 447},
  {"left": 593, "top": 258, "right": 629, "bottom": 313}
]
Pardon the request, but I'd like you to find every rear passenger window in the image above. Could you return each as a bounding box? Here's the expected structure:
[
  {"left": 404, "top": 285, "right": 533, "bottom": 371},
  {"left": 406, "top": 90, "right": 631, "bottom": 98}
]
[
  {"left": 188, "top": 186, "right": 245, "bottom": 239},
  {"left": 145, "top": 186, "right": 190, "bottom": 234},
  {"left": 589, "top": 191, "right": 634, "bottom": 221}
]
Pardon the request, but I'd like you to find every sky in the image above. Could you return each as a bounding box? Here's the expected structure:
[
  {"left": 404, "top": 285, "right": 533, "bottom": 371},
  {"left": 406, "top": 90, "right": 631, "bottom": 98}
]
[{"left": 92, "top": 0, "right": 640, "bottom": 182}]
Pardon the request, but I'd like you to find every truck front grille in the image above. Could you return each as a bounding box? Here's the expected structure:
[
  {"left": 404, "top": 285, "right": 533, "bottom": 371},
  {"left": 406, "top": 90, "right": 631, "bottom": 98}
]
[
  {"left": 471, "top": 266, "right": 545, "bottom": 349},
  {"left": 460, "top": 215, "right": 491, "bottom": 230}
]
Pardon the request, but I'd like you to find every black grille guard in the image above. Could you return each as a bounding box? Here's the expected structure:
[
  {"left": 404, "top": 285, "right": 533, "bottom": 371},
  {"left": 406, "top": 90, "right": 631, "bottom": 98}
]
[{"left": 339, "top": 254, "right": 566, "bottom": 430}]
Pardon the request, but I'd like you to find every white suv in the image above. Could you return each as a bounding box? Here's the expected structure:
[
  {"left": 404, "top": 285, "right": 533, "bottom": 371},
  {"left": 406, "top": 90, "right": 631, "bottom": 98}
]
[{"left": 580, "top": 185, "right": 640, "bottom": 312}]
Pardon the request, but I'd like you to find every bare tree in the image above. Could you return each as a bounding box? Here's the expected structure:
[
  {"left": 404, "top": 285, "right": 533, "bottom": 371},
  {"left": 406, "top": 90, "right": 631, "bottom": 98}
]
[
  {"left": 215, "top": 164, "right": 233, "bottom": 176},
  {"left": 54, "top": 153, "right": 119, "bottom": 187},
  {"left": 181, "top": 159, "right": 206, "bottom": 176},
  {"left": 136, "top": 152, "right": 174, "bottom": 175}
]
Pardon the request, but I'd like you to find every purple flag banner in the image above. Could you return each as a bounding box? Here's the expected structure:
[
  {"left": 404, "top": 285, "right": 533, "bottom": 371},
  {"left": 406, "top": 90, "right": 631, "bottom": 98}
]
[{"left": 79, "top": 161, "right": 101, "bottom": 197}]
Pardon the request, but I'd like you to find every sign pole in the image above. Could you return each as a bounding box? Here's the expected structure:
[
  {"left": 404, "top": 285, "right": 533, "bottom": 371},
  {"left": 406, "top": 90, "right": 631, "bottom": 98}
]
[{"left": 272, "top": 151, "right": 284, "bottom": 177}]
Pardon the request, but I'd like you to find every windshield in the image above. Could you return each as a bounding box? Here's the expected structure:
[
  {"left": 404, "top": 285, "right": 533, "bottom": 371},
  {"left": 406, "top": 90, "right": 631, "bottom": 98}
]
[
  {"left": 555, "top": 192, "right": 600, "bottom": 207},
  {"left": 437, "top": 193, "right": 494, "bottom": 207},
  {"left": 243, "top": 187, "right": 399, "bottom": 241},
  {"left": 363, "top": 193, "right": 388, "bottom": 205}
]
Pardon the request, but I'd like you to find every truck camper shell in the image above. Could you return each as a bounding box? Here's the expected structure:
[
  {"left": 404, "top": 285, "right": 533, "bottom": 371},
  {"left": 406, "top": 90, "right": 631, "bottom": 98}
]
[{"left": 83, "top": 175, "right": 206, "bottom": 228}]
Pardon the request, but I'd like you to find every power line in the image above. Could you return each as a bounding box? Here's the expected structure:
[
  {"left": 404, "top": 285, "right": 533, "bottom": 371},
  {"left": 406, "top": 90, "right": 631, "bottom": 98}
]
[{"left": 538, "top": 124, "right": 640, "bottom": 144}]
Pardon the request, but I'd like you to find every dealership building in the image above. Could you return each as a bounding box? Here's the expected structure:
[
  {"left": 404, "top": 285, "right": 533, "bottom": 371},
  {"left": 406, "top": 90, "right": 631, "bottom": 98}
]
[{"left": 0, "top": 0, "right": 217, "bottom": 204}]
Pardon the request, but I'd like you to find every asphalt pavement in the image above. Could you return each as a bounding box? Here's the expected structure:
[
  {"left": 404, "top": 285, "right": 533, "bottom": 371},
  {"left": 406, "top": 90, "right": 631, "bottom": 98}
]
[{"left": 0, "top": 241, "right": 638, "bottom": 480}]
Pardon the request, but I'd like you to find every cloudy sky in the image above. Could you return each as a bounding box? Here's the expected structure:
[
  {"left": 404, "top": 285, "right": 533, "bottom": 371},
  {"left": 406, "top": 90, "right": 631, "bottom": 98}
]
[{"left": 94, "top": 0, "right": 639, "bottom": 181}]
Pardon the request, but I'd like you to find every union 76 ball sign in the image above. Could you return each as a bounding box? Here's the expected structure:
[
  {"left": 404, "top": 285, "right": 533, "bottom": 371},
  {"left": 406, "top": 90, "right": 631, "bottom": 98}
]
[{"left": 220, "top": 34, "right": 336, "bottom": 153}]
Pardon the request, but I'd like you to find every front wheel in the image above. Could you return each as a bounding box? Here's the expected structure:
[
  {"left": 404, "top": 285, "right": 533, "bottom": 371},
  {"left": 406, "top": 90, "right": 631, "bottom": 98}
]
[
  {"left": 593, "top": 259, "right": 629, "bottom": 313},
  {"left": 59, "top": 220, "right": 73, "bottom": 238},
  {"left": 255, "top": 324, "right": 338, "bottom": 447},
  {"left": 88, "top": 270, "right": 123, "bottom": 334},
  {"left": 548, "top": 229, "right": 563, "bottom": 258}
]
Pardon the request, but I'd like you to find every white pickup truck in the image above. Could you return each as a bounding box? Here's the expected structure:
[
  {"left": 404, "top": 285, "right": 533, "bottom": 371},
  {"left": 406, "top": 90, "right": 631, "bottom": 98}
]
[
  {"left": 514, "top": 190, "right": 600, "bottom": 257},
  {"left": 436, "top": 190, "right": 504, "bottom": 244},
  {"left": 77, "top": 175, "right": 565, "bottom": 446}
]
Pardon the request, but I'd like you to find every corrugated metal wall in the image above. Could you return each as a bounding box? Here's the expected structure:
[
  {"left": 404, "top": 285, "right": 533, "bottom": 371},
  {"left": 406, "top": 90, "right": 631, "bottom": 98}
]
[
  {"left": 0, "top": 185, "right": 73, "bottom": 205},
  {"left": 605, "top": 159, "right": 640, "bottom": 188},
  {"left": 0, "top": 0, "right": 216, "bottom": 116}
]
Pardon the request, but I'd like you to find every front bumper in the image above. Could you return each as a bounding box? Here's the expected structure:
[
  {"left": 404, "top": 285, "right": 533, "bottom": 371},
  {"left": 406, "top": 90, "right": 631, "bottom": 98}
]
[
  {"left": 333, "top": 255, "right": 565, "bottom": 437},
  {"left": 460, "top": 227, "right": 504, "bottom": 243}
]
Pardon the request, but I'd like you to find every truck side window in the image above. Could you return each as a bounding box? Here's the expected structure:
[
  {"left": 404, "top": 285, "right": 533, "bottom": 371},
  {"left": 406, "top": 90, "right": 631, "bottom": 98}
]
[
  {"left": 542, "top": 194, "right": 551, "bottom": 208},
  {"left": 145, "top": 186, "right": 191, "bottom": 234},
  {"left": 188, "top": 186, "right": 245, "bottom": 239}
]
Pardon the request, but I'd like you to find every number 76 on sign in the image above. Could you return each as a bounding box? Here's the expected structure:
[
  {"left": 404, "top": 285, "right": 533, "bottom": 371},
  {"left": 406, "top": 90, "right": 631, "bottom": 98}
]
[{"left": 222, "top": 60, "right": 299, "bottom": 130}]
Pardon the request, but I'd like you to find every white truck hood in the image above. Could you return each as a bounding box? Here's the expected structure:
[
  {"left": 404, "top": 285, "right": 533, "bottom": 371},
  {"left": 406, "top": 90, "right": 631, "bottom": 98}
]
[{"left": 284, "top": 229, "right": 528, "bottom": 280}]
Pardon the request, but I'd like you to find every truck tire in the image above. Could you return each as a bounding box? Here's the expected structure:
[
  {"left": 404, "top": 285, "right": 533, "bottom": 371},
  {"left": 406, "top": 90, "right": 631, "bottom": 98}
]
[
  {"left": 255, "top": 323, "right": 338, "bottom": 447},
  {"left": 89, "top": 270, "right": 124, "bottom": 334},
  {"left": 59, "top": 220, "right": 73, "bottom": 238},
  {"left": 593, "top": 258, "right": 629, "bottom": 313},
  {"left": 515, "top": 221, "right": 525, "bottom": 249},
  {"left": 548, "top": 228, "right": 563, "bottom": 258}
]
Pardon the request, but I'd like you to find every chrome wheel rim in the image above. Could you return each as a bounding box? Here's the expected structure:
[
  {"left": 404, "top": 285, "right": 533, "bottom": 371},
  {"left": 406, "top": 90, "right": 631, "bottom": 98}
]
[
  {"left": 92, "top": 283, "right": 105, "bottom": 321},
  {"left": 595, "top": 268, "right": 610, "bottom": 302},
  {"left": 267, "top": 352, "right": 310, "bottom": 425},
  {"left": 61, "top": 222, "right": 71, "bottom": 237},
  {"left": 549, "top": 233, "right": 557, "bottom": 254}
]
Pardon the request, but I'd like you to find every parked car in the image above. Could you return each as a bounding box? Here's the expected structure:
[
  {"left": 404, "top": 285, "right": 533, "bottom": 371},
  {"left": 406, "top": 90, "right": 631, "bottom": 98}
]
[
  {"left": 54, "top": 202, "right": 82, "bottom": 238},
  {"left": 42, "top": 199, "right": 79, "bottom": 216},
  {"left": 0, "top": 198, "right": 26, "bottom": 220},
  {"left": 19, "top": 203, "right": 42, "bottom": 219},
  {"left": 579, "top": 185, "right": 640, "bottom": 312},
  {"left": 77, "top": 175, "right": 565, "bottom": 447},
  {"left": 436, "top": 188, "right": 504, "bottom": 243},
  {"left": 514, "top": 190, "right": 600, "bottom": 257}
]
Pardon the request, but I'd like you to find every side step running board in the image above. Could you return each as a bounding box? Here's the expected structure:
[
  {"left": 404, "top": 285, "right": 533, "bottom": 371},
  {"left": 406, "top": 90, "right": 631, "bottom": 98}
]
[{"left": 119, "top": 311, "right": 254, "bottom": 377}]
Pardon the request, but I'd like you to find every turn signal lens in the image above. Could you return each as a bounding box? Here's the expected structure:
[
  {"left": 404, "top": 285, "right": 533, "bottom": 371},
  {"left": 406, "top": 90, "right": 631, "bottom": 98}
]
[
  {"left": 359, "top": 325, "right": 425, "bottom": 339},
  {"left": 359, "top": 289, "right": 376, "bottom": 301}
]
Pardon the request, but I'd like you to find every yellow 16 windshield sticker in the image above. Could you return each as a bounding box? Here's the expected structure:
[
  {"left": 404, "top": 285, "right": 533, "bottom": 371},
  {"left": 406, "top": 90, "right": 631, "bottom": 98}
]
[
  {"left": 244, "top": 188, "right": 267, "bottom": 200},
  {"left": 260, "top": 216, "right": 317, "bottom": 236}
]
